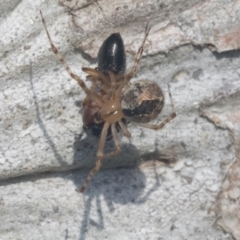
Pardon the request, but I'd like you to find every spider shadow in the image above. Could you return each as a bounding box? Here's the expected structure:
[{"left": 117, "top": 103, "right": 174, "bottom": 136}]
[
  {"left": 71, "top": 95, "right": 179, "bottom": 240},
  {"left": 29, "top": 61, "right": 68, "bottom": 166},
  {"left": 71, "top": 129, "right": 167, "bottom": 240},
  {"left": 72, "top": 166, "right": 163, "bottom": 240}
]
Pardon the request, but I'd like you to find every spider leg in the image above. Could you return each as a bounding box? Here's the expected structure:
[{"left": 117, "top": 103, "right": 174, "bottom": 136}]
[
  {"left": 83, "top": 67, "right": 110, "bottom": 91},
  {"left": 134, "top": 112, "right": 176, "bottom": 130},
  {"left": 40, "top": 10, "right": 102, "bottom": 106},
  {"left": 103, "top": 123, "right": 122, "bottom": 158},
  {"left": 77, "top": 122, "right": 110, "bottom": 193},
  {"left": 77, "top": 122, "right": 125, "bottom": 192},
  {"left": 132, "top": 84, "right": 176, "bottom": 130},
  {"left": 104, "top": 71, "right": 118, "bottom": 100},
  {"left": 167, "top": 83, "right": 176, "bottom": 113},
  {"left": 127, "top": 24, "right": 151, "bottom": 81},
  {"left": 82, "top": 80, "right": 97, "bottom": 107},
  {"left": 118, "top": 120, "right": 131, "bottom": 138},
  {"left": 77, "top": 157, "right": 103, "bottom": 193}
]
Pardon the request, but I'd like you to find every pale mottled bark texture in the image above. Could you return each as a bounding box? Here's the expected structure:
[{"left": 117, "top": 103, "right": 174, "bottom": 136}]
[{"left": 0, "top": 0, "right": 240, "bottom": 239}]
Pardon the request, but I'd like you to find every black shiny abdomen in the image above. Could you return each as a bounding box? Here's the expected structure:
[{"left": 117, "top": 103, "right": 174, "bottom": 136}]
[
  {"left": 84, "top": 119, "right": 127, "bottom": 140},
  {"left": 83, "top": 121, "right": 109, "bottom": 138},
  {"left": 97, "top": 33, "right": 126, "bottom": 74}
]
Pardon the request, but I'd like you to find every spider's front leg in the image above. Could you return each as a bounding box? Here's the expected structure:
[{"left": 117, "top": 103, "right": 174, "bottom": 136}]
[
  {"left": 40, "top": 10, "right": 101, "bottom": 106},
  {"left": 127, "top": 24, "right": 151, "bottom": 81}
]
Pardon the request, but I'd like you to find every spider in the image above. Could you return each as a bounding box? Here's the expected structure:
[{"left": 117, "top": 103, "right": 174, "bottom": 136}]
[{"left": 40, "top": 11, "right": 176, "bottom": 192}]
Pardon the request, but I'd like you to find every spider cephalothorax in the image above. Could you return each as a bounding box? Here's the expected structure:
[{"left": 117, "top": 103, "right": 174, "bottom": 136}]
[{"left": 40, "top": 11, "right": 176, "bottom": 192}]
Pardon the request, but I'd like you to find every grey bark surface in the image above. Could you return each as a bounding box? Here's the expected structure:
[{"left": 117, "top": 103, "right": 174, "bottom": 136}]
[{"left": 0, "top": 0, "right": 240, "bottom": 239}]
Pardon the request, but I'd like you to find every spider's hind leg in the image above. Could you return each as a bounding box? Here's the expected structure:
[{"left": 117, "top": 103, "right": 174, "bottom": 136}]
[
  {"left": 76, "top": 122, "right": 110, "bottom": 192},
  {"left": 77, "top": 122, "right": 126, "bottom": 193}
]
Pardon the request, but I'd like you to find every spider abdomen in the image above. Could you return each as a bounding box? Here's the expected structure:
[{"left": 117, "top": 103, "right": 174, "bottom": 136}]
[
  {"left": 122, "top": 80, "right": 164, "bottom": 123},
  {"left": 97, "top": 33, "right": 126, "bottom": 74}
]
